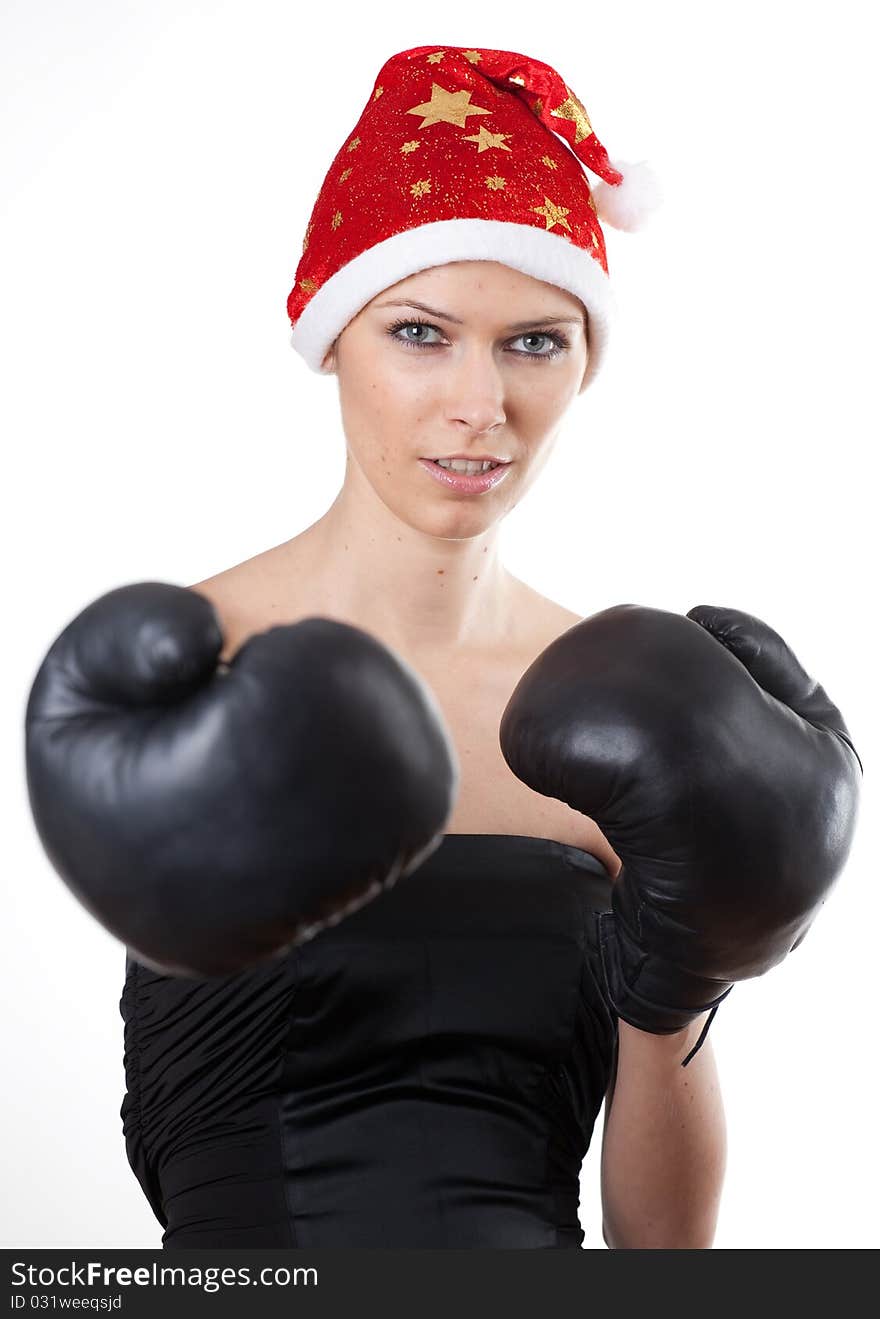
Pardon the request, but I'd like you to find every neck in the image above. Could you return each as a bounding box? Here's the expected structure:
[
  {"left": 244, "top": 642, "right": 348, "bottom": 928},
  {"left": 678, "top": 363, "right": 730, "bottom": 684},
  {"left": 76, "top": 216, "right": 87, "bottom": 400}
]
[{"left": 277, "top": 465, "right": 520, "bottom": 658}]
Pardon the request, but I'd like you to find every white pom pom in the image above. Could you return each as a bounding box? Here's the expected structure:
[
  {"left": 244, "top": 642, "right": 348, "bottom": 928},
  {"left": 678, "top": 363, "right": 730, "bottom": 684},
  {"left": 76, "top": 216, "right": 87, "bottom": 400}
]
[{"left": 593, "top": 158, "right": 663, "bottom": 232}]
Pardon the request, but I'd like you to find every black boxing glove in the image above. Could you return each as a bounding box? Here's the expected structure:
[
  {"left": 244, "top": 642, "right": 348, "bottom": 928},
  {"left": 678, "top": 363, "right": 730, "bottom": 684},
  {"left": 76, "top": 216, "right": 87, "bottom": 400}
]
[
  {"left": 25, "top": 581, "right": 458, "bottom": 977},
  {"left": 499, "top": 603, "right": 862, "bottom": 1062}
]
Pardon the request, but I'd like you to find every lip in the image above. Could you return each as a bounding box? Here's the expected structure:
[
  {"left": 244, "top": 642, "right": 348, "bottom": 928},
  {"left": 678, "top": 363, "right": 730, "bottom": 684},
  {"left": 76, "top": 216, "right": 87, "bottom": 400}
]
[{"left": 418, "top": 458, "right": 513, "bottom": 495}]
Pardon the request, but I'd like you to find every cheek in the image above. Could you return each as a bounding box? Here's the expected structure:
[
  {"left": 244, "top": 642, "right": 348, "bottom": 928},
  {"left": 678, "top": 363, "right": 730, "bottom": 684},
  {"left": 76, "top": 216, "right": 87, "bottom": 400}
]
[
  {"left": 517, "top": 371, "right": 580, "bottom": 430},
  {"left": 339, "top": 368, "right": 426, "bottom": 469},
  {"left": 519, "top": 416, "right": 564, "bottom": 476}
]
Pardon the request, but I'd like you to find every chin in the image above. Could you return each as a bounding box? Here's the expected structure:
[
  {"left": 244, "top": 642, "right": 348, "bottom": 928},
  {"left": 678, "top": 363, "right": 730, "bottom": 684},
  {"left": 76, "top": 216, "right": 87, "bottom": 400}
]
[
  {"left": 425, "top": 507, "right": 506, "bottom": 540},
  {"left": 390, "top": 497, "right": 502, "bottom": 540}
]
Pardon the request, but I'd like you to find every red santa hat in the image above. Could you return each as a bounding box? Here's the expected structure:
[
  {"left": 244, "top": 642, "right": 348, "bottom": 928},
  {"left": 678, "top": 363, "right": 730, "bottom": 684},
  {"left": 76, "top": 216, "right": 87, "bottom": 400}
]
[{"left": 287, "top": 44, "right": 661, "bottom": 391}]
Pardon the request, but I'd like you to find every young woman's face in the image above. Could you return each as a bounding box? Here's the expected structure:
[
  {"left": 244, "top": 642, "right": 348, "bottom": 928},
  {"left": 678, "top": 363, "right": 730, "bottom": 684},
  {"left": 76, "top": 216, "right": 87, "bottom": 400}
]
[{"left": 322, "top": 261, "right": 589, "bottom": 539}]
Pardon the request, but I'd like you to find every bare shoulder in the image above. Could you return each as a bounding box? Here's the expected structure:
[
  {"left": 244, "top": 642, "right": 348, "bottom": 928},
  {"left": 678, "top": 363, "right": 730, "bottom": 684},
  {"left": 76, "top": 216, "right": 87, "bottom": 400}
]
[
  {"left": 508, "top": 577, "right": 584, "bottom": 653},
  {"left": 188, "top": 538, "right": 287, "bottom": 601},
  {"left": 188, "top": 559, "right": 254, "bottom": 610},
  {"left": 187, "top": 548, "right": 286, "bottom": 663}
]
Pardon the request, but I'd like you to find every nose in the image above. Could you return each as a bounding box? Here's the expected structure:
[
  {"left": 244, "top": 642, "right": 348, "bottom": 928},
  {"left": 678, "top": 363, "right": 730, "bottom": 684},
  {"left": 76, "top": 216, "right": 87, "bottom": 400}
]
[{"left": 445, "top": 345, "right": 507, "bottom": 435}]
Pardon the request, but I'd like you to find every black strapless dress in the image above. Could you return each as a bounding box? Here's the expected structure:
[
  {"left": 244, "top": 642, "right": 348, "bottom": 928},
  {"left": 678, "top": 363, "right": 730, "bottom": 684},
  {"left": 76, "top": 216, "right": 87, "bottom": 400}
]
[{"left": 119, "top": 833, "right": 617, "bottom": 1248}]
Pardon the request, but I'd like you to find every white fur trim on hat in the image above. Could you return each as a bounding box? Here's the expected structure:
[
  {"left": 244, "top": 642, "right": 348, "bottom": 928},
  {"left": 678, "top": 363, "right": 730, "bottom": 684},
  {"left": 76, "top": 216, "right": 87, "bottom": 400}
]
[{"left": 289, "top": 218, "right": 617, "bottom": 392}]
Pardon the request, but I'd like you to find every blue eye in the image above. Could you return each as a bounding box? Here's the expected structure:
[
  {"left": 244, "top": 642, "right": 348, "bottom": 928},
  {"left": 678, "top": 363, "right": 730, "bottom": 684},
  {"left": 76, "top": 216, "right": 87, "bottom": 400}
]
[
  {"left": 389, "top": 320, "right": 442, "bottom": 347},
  {"left": 386, "top": 318, "right": 569, "bottom": 360},
  {"left": 512, "top": 332, "right": 567, "bottom": 358}
]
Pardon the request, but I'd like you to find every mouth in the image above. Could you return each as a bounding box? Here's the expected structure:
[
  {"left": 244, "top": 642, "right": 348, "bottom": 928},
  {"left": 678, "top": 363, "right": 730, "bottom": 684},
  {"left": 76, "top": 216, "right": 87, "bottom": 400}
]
[
  {"left": 428, "top": 455, "right": 510, "bottom": 473},
  {"left": 418, "top": 457, "right": 514, "bottom": 495}
]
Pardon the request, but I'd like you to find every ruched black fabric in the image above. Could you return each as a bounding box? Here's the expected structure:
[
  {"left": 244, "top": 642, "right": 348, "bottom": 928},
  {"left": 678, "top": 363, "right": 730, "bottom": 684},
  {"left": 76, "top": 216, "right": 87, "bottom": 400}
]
[{"left": 119, "top": 833, "right": 617, "bottom": 1248}]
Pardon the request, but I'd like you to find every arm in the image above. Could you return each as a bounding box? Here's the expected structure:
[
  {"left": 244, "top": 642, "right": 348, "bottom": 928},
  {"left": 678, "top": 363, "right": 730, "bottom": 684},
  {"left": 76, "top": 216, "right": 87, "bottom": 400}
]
[
  {"left": 499, "top": 604, "right": 859, "bottom": 1245},
  {"left": 600, "top": 1013, "right": 726, "bottom": 1249}
]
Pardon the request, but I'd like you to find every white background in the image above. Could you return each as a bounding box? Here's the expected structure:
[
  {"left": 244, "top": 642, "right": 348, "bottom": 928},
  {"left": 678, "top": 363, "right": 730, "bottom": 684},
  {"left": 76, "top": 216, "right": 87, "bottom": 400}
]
[{"left": 2, "top": 0, "right": 877, "bottom": 1249}]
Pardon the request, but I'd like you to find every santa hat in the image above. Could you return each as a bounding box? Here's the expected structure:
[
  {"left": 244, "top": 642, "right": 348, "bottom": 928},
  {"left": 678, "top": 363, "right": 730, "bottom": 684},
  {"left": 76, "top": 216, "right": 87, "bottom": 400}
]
[{"left": 287, "top": 44, "right": 661, "bottom": 391}]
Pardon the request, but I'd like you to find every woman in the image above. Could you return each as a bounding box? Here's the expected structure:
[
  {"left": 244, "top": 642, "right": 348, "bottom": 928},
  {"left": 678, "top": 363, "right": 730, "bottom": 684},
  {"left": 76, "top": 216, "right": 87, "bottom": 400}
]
[
  {"left": 116, "top": 45, "right": 728, "bottom": 1249},
  {"left": 24, "top": 39, "right": 857, "bottom": 1252}
]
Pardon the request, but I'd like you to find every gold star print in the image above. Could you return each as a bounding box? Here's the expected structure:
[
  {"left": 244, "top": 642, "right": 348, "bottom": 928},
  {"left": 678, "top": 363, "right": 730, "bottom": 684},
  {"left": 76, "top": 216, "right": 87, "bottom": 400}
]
[
  {"left": 410, "top": 179, "right": 432, "bottom": 198},
  {"left": 339, "top": 167, "right": 352, "bottom": 182},
  {"left": 302, "top": 221, "right": 314, "bottom": 253},
  {"left": 463, "top": 125, "right": 512, "bottom": 153},
  {"left": 299, "top": 277, "right": 318, "bottom": 293},
  {"left": 461, "top": 50, "right": 482, "bottom": 64},
  {"left": 373, "top": 85, "right": 384, "bottom": 99},
  {"left": 427, "top": 51, "right": 446, "bottom": 63},
  {"left": 331, "top": 210, "right": 342, "bottom": 230},
  {"left": 587, "top": 190, "right": 597, "bottom": 214},
  {"left": 591, "top": 231, "right": 599, "bottom": 248},
  {"left": 407, "top": 83, "right": 492, "bottom": 129},
  {"left": 400, "top": 140, "right": 421, "bottom": 154},
  {"left": 532, "top": 196, "right": 572, "bottom": 232},
  {"left": 485, "top": 176, "right": 506, "bottom": 191},
  {"left": 550, "top": 87, "right": 592, "bottom": 144},
  {"left": 541, "top": 155, "right": 558, "bottom": 170},
  {"left": 346, "top": 136, "right": 361, "bottom": 152}
]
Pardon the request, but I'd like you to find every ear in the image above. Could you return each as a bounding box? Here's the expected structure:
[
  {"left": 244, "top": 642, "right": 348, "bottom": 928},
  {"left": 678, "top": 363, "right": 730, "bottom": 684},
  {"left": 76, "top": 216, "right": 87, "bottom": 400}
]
[{"left": 321, "top": 341, "right": 337, "bottom": 374}]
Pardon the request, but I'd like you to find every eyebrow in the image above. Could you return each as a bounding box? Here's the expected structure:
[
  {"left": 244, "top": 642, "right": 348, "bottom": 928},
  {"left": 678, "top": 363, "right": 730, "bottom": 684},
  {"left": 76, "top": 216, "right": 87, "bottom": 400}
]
[{"left": 373, "top": 298, "right": 583, "bottom": 331}]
